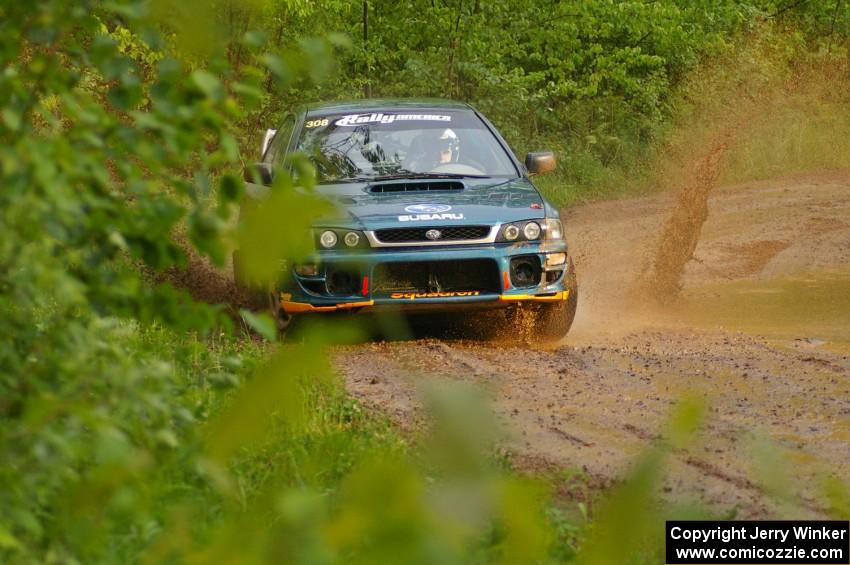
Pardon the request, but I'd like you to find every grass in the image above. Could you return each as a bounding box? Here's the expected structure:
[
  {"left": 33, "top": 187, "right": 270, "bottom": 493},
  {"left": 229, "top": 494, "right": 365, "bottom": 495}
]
[
  {"left": 106, "top": 320, "right": 627, "bottom": 563},
  {"left": 95, "top": 321, "right": 411, "bottom": 561}
]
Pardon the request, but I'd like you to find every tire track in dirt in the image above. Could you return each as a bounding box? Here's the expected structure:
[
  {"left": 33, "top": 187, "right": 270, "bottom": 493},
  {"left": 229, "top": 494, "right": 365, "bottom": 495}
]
[{"left": 337, "top": 329, "right": 850, "bottom": 518}]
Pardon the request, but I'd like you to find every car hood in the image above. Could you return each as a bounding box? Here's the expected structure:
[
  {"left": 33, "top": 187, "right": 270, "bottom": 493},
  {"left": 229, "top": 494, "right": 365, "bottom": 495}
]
[{"left": 314, "top": 178, "right": 546, "bottom": 229}]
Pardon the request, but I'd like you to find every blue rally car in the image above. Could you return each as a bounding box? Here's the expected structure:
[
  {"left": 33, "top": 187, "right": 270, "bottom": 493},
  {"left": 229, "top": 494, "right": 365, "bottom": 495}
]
[{"left": 238, "top": 99, "right": 578, "bottom": 341}]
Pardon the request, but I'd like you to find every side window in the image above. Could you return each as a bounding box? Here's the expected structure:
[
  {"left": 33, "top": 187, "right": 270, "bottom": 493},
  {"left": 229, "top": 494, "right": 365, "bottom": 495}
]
[{"left": 263, "top": 114, "right": 296, "bottom": 164}]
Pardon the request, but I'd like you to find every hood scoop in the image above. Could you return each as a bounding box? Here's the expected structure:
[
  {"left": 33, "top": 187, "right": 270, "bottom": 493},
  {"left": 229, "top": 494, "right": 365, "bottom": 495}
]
[{"left": 369, "top": 180, "right": 464, "bottom": 193}]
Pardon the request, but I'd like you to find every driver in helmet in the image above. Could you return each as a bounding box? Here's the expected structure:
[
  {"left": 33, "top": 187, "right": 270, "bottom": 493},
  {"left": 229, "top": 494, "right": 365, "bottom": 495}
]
[
  {"left": 408, "top": 128, "right": 460, "bottom": 171},
  {"left": 434, "top": 128, "right": 459, "bottom": 165}
]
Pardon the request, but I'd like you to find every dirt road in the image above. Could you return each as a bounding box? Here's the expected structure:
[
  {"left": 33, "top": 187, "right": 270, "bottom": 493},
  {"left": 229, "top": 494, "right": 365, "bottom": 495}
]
[{"left": 334, "top": 172, "right": 850, "bottom": 518}]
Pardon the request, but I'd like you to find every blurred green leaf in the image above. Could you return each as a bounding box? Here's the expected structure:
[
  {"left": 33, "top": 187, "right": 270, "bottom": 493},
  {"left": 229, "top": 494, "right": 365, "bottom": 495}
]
[
  {"left": 191, "top": 70, "right": 223, "bottom": 100},
  {"left": 0, "top": 526, "right": 21, "bottom": 551},
  {"left": 666, "top": 396, "right": 707, "bottom": 450},
  {"left": 239, "top": 309, "right": 278, "bottom": 342}
]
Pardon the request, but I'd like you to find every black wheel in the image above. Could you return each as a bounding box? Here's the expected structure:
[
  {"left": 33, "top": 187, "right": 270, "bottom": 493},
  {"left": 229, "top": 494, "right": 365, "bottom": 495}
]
[
  {"left": 531, "top": 291, "right": 577, "bottom": 342},
  {"left": 268, "top": 292, "right": 294, "bottom": 339}
]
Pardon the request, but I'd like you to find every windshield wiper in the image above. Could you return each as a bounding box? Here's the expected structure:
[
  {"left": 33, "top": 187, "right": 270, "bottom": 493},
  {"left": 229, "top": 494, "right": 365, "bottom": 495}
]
[
  {"left": 369, "top": 172, "right": 491, "bottom": 181},
  {"left": 330, "top": 176, "right": 376, "bottom": 183},
  {"left": 479, "top": 177, "right": 520, "bottom": 190},
  {"left": 330, "top": 173, "right": 518, "bottom": 185}
]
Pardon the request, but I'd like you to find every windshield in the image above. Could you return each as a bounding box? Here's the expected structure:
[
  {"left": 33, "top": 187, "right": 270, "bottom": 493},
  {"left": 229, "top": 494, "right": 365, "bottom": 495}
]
[{"left": 292, "top": 110, "right": 518, "bottom": 183}]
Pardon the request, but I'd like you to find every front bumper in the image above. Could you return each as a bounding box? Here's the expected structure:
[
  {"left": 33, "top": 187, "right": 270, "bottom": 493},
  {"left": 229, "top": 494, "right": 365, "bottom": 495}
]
[{"left": 278, "top": 241, "right": 572, "bottom": 315}]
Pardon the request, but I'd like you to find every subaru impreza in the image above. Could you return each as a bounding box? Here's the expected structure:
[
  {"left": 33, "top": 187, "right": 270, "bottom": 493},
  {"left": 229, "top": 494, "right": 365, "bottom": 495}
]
[{"left": 237, "top": 99, "right": 578, "bottom": 341}]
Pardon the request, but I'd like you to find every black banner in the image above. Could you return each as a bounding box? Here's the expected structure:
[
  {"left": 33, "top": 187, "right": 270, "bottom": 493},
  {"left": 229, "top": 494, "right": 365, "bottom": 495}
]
[{"left": 666, "top": 521, "right": 849, "bottom": 564}]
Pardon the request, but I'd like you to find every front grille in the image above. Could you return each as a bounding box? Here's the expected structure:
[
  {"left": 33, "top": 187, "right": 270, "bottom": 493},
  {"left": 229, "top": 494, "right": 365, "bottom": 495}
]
[
  {"left": 374, "top": 225, "right": 490, "bottom": 243},
  {"left": 373, "top": 259, "right": 500, "bottom": 294},
  {"left": 369, "top": 181, "right": 464, "bottom": 193}
]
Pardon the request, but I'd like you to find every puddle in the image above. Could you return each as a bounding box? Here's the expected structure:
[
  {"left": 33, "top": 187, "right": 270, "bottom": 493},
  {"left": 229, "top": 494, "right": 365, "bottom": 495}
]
[{"left": 678, "top": 266, "right": 850, "bottom": 350}]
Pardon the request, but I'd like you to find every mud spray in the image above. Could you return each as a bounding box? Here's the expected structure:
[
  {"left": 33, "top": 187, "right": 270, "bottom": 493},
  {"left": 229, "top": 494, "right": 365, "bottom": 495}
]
[
  {"left": 565, "top": 30, "right": 850, "bottom": 342},
  {"left": 643, "top": 132, "right": 731, "bottom": 301},
  {"left": 148, "top": 235, "right": 265, "bottom": 327}
]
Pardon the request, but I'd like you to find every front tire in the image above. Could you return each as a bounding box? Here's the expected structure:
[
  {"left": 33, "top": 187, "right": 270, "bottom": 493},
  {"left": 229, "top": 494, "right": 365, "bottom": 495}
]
[
  {"left": 269, "top": 292, "right": 294, "bottom": 339},
  {"left": 531, "top": 259, "right": 578, "bottom": 342},
  {"left": 531, "top": 287, "right": 578, "bottom": 342}
]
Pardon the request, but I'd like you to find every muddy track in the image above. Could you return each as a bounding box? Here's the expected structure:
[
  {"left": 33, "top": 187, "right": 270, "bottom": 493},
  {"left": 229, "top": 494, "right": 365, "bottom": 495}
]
[{"left": 334, "top": 172, "right": 850, "bottom": 518}]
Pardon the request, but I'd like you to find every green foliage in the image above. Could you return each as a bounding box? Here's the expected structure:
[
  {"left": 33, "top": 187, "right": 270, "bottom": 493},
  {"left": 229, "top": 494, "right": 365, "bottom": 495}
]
[{"left": 0, "top": 0, "right": 284, "bottom": 560}]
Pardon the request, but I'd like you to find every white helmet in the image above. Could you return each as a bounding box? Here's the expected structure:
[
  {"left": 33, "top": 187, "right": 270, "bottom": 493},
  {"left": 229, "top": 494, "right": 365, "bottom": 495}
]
[{"left": 435, "top": 128, "right": 459, "bottom": 162}]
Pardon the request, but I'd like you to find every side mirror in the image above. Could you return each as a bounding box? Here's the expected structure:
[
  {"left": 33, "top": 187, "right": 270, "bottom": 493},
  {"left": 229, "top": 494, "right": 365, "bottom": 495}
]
[
  {"left": 261, "top": 128, "right": 277, "bottom": 157},
  {"left": 244, "top": 162, "right": 273, "bottom": 185},
  {"left": 525, "top": 151, "right": 556, "bottom": 175}
]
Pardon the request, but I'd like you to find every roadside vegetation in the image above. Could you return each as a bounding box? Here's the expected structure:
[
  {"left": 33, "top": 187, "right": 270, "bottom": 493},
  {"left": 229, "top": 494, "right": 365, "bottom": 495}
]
[{"left": 1, "top": 0, "right": 847, "bottom": 563}]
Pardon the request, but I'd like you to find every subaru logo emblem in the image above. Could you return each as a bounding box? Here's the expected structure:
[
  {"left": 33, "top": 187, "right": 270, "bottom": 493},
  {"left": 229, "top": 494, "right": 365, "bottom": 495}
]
[
  {"left": 404, "top": 204, "right": 451, "bottom": 214},
  {"left": 425, "top": 229, "right": 442, "bottom": 240}
]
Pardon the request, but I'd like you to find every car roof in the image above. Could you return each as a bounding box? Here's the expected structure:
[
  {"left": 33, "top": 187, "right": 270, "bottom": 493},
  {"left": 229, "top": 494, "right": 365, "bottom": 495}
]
[{"left": 304, "top": 98, "right": 473, "bottom": 117}]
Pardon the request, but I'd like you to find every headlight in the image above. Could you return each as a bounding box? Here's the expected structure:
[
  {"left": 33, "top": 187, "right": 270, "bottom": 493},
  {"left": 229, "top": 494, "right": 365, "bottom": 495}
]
[
  {"left": 545, "top": 219, "right": 563, "bottom": 240},
  {"left": 319, "top": 230, "right": 338, "bottom": 248},
  {"left": 316, "top": 229, "right": 366, "bottom": 250},
  {"left": 343, "top": 231, "right": 360, "bottom": 247},
  {"left": 523, "top": 221, "right": 541, "bottom": 240},
  {"left": 498, "top": 219, "right": 563, "bottom": 242}
]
